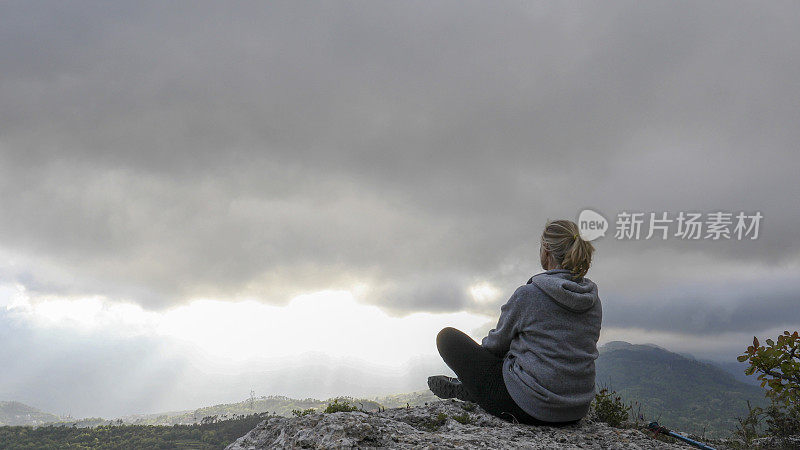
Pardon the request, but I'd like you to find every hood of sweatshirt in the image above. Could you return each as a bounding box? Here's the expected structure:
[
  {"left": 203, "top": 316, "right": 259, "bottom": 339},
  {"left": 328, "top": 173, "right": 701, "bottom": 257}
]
[{"left": 526, "top": 269, "right": 599, "bottom": 313}]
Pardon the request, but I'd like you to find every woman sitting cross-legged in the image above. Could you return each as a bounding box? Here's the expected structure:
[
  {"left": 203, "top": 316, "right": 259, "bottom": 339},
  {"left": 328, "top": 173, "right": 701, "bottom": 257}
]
[{"left": 428, "top": 219, "right": 602, "bottom": 426}]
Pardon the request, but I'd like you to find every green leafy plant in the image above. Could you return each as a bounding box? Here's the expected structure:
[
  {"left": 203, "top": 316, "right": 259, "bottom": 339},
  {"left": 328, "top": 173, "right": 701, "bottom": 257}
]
[
  {"left": 763, "top": 399, "right": 800, "bottom": 438},
  {"left": 733, "top": 332, "right": 800, "bottom": 447},
  {"left": 291, "top": 408, "right": 315, "bottom": 417},
  {"left": 592, "top": 388, "right": 631, "bottom": 428},
  {"left": 460, "top": 402, "right": 476, "bottom": 412},
  {"left": 426, "top": 412, "right": 449, "bottom": 431},
  {"left": 738, "top": 331, "right": 800, "bottom": 406},
  {"left": 451, "top": 413, "right": 473, "bottom": 425},
  {"left": 323, "top": 399, "right": 359, "bottom": 414},
  {"left": 733, "top": 400, "right": 764, "bottom": 446}
]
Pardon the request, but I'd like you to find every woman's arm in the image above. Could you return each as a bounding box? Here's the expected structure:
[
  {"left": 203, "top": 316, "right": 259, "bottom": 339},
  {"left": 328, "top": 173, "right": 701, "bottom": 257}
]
[{"left": 481, "top": 287, "right": 525, "bottom": 358}]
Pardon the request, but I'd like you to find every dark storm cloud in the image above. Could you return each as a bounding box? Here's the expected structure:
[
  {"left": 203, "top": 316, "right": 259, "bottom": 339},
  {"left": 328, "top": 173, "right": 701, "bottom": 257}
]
[
  {"left": 602, "top": 276, "right": 800, "bottom": 335},
  {"left": 1, "top": 0, "right": 799, "bottom": 332}
]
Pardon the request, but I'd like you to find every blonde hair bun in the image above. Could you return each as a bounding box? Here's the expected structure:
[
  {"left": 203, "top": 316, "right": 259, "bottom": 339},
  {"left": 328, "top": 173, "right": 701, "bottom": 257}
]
[{"left": 541, "top": 219, "right": 594, "bottom": 279}]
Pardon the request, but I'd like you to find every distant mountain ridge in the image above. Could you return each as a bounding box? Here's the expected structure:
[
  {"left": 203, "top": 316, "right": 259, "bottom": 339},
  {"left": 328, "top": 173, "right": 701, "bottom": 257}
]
[
  {"left": 596, "top": 340, "right": 767, "bottom": 438},
  {"left": 0, "top": 401, "right": 61, "bottom": 426},
  {"left": 700, "top": 359, "right": 760, "bottom": 387}
]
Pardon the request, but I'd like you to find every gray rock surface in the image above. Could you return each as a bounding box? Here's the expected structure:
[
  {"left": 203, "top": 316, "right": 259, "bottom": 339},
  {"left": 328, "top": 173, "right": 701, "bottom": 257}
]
[
  {"left": 752, "top": 434, "right": 800, "bottom": 449},
  {"left": 226, "top": 399, "right": 692, "bottom": 449}
]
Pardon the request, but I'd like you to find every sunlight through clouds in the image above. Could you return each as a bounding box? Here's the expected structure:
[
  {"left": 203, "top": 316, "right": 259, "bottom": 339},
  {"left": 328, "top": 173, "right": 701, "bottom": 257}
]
[
  {"left": 3, "top": 284, "right": 491, "bottom": 368},
  {"left": 469, "top": 281, "right": 502, "bottom": 305}
]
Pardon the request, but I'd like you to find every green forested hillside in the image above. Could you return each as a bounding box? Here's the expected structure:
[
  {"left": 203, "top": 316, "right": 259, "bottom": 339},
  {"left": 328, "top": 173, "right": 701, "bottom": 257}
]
[
  {"left": 595, "top": 341, "right": 767, "bottom": 437},
  {"left": 0, "top": 413, "right": 268, "bottom": 449}
]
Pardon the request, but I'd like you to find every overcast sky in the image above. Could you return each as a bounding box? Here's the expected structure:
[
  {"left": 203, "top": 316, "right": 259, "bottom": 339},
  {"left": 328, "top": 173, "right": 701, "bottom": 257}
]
[{"left": 1, "top": 1, "right": 799, "bottom": 418}]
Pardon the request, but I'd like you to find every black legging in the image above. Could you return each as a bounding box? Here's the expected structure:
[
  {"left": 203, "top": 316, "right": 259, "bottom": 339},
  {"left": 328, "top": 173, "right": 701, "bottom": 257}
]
[{"left": 436, "top": 327, "right": 579, "bottom": 427}]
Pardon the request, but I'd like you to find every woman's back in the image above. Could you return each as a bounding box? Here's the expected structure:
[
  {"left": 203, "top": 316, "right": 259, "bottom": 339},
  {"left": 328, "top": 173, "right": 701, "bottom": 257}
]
[
  {"left": 430, "top": 218, "right": 602, "bottom": 425},
  {"left": 483, "top": 270, "right": 602, "bottom": 422}
]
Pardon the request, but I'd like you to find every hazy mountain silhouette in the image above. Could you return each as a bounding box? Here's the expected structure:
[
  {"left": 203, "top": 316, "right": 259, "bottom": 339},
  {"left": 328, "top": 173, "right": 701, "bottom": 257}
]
[
  {"left": 595, "top": 341, "right": 767, "bottom": 437},
  {"left": 0, "top": 401, "right": 61, "bottom": 426}
]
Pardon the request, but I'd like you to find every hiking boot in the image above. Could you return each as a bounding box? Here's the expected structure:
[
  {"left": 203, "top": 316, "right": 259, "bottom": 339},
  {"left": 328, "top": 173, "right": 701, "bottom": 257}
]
[{"left": 427, "top": 375, "right": 474, "bottom": 402}]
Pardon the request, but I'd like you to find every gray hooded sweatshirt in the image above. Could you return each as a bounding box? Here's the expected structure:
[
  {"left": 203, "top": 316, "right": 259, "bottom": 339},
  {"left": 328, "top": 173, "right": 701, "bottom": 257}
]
[{"left": 481, "top": 269, "right": 602, "bottom": 422}]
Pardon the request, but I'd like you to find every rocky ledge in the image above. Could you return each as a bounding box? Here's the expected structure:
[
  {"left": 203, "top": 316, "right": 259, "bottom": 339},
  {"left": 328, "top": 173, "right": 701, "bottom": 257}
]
[{"left": 226, "top": 399, "right": 692, "bottom": 449}]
